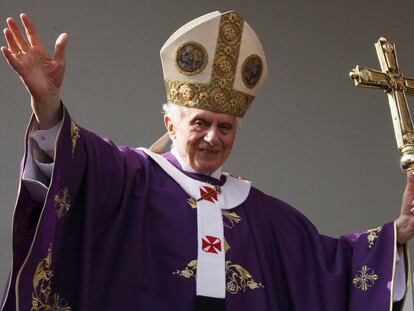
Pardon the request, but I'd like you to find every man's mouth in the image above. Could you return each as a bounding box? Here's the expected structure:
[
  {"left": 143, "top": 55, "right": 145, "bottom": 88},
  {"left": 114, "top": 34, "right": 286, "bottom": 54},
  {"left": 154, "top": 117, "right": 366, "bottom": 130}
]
[{"left": 198, "top": 148, "right": 219, "bottom": 154}]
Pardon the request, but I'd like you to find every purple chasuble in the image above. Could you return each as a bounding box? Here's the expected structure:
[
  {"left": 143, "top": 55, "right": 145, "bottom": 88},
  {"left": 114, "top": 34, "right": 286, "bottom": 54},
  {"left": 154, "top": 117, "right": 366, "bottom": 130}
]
[{"left": 1, "top": 108, "right": 410, "bottom": 311}]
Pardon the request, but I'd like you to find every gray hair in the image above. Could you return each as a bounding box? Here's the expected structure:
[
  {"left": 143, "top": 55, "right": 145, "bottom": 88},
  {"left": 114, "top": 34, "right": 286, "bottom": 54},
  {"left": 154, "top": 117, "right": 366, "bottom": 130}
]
[{"left": 162, "top": 103, "right": 242, "bottom": 129}]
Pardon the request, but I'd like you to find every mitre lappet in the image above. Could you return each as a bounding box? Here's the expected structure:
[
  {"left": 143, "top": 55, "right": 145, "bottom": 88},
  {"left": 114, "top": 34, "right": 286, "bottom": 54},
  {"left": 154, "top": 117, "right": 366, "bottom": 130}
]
[{"left": 150, "top": 10, "right": 268, "bottom": 152}]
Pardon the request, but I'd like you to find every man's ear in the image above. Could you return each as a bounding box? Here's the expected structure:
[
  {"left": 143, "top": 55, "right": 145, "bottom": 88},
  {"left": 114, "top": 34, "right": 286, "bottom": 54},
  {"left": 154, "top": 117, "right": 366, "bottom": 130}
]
[{"left": 164, "top": 115, "right": 176, "bottom": 140}]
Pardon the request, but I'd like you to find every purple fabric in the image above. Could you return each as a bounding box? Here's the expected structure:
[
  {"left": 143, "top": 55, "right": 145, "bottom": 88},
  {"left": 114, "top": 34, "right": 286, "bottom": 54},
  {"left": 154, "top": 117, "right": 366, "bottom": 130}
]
[{"left": 1, "top": 109, "right": 405, "bottom": 310}]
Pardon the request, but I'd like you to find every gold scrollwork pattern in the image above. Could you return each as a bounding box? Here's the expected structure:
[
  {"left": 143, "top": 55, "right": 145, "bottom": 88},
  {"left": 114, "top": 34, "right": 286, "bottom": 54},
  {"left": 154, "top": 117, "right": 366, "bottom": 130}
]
[
  {"left": 70, "top": 120, "right": 80, "bottom": 158},
  {"left": 352, "top": 265, "right": 379, "bottom": 292},
  {"left": 173, "top": 260, "right": 264, "bottom": 295},
  {"left": 165, "top": 79, "right": 254, "bottom": 117},
  {"left": 366, "top": 226, "right": 382, "bottom": 248},
  {"left": 31, "top": 244, "right": 72, "bottom": 311},
  {"left": 54, "top": 187, "right": 71, "bottom": 219},
  {"left": 165, "top": 12, "right": 255, "bottom": 117},
  {"left": 225, "top": 261, "right": 264, "bottom": 294}
]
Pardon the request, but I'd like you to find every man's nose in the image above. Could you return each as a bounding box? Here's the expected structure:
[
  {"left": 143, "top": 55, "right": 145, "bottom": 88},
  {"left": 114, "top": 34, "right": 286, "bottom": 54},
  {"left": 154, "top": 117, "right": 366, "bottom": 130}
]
[{"left": 204, "top": 128, "right": 219, "bottom": 144}]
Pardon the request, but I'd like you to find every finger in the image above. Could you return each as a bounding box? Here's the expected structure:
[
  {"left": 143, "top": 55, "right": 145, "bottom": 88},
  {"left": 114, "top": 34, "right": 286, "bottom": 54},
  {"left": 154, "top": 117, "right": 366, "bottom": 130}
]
[
  {"left": 6, "top": 17, "right": 30, "bottom": 51},
  {"left": 53, "top": 33, "right": 68, "bottom": 62},
  {"left": 1, "top": 46, "right": 23, "bottom": 73},
  {"left": 3, "top": 28, "right": 20, "bottom": 53},
  {"left": 20, "top": 13, "right": 44, "bottom": 48}
]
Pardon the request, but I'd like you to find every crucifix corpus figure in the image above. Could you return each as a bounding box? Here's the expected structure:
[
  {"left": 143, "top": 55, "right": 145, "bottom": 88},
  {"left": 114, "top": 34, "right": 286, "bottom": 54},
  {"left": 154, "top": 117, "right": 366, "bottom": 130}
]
[{"left": 350, "top": 36, "right": 414, "bottom": 172}]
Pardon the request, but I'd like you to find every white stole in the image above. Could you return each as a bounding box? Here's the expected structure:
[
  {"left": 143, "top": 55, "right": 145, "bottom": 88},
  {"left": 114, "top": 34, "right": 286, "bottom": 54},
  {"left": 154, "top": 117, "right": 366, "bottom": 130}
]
[{"left": 140, "top": 148, "right": 251, "bottom": 298}]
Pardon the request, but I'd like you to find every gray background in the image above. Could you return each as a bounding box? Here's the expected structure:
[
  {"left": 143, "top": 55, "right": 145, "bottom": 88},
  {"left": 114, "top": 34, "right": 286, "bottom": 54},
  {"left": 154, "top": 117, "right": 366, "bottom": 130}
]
[{"left": 1, "top": 0, "right": 414, "bottom": 301}]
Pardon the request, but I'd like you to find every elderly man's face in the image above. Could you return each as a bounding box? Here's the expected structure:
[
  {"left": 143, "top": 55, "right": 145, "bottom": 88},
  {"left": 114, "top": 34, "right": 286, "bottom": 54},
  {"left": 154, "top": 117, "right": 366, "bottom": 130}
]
[{"left": 165, "top": 108, "right": 237, "bottom": 175}]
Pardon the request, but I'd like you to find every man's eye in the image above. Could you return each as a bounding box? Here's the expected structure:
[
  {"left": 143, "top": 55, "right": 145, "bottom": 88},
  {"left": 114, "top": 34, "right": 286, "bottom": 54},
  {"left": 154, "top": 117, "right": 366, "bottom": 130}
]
[
  {"left": 220, "top": 124, "right": 232, "bottom": 131},
  {"left": 194, "top": 120, "right": 205, "bottom": 127}
]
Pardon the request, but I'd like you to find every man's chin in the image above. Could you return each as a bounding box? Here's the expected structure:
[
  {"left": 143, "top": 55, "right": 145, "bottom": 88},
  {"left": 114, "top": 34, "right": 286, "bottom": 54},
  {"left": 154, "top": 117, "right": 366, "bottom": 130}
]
[{"left": 193, "top": 161, "right": 220, "bottom": 175}]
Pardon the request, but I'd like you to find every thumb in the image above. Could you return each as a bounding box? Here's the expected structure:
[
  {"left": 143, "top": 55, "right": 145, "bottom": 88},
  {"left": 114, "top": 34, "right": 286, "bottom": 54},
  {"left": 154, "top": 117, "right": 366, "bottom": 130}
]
[{"left": 53, "top": 33, "right": 68, "bottom": 62}]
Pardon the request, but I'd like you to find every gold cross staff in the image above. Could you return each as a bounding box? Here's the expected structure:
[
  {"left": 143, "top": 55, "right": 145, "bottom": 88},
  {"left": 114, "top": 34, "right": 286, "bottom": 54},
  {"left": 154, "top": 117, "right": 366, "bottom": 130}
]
[{"left": 350, "top": 37, "right": 414, "bottom": 172}]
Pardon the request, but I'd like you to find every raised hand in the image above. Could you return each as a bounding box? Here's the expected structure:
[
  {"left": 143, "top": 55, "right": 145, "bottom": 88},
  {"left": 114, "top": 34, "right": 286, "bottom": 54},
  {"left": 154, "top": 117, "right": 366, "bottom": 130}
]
[
  {"left": 396, "top": 173, "right": 414, "bottom": 244},
  {"left": 1, "top": 13, "right": 68, "bottom": 129}
]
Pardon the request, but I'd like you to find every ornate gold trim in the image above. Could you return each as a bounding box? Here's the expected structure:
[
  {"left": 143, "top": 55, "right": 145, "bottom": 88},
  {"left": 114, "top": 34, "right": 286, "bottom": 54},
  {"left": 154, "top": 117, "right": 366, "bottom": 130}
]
[
  {"left": 15, "top": 111, "right": 67, "bottom": 311},
  {"left": 225, "top": 261, "right": 264, "bottom": 294},
  {"left": 173, "top": 259, "right": 264, "bottom": 295},
  {"left": 165, "top": 79, "right": 254, "bottom": 117},
  {"left": 165, "top": 12, "right": 254, "bottom": 117},
  {"left": 31, "top": 244, "right": 72, "bottom": 311}
]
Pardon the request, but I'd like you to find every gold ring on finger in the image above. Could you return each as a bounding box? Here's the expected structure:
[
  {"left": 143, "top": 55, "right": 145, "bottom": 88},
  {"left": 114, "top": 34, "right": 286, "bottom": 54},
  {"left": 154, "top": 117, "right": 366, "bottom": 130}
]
[{"left": 12, "top": 50, "right": 23, "bottom": 58}]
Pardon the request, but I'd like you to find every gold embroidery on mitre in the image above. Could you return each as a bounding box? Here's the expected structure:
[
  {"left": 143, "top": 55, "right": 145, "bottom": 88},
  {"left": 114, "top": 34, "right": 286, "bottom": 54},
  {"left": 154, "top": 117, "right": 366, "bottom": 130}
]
[
  {"left": 165, "top": 12, "right": 255, "bottom": 117},
  {"left": 70, "top": 120, "right": 80, "bottom": 158},
  {"left": 352, "top": 265, "right": 379, "bottom": 292},
  {"left": 175, "top": 41, "right": 208, "bottom": 76},
  {"left": 54, "top": 187, "right": 71, "bottom": 219},
  {"left": 366, "top": 226, "right": 382, "bottom": 248},
  {"left": 165, "top": 80, "right": 254, "bottom": 117},
  {"left": 173, "top": 259, "right": 264, "bottom": 294},
  {"left": 31, "top": 244, "right": 72, "bottom": 311}
]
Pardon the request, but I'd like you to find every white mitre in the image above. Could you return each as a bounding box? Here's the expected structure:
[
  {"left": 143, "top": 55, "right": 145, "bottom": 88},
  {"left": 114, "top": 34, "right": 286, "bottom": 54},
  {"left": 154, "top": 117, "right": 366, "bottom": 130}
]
[{"left": 160, "top": 11, "right": 268, "bottom": 117}]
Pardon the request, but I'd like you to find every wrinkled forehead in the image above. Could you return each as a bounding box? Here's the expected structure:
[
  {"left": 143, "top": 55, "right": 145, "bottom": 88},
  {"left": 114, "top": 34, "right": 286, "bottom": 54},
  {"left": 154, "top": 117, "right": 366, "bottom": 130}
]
[{"left": 183, "top": 107, "right": 238, "bottom": 123}]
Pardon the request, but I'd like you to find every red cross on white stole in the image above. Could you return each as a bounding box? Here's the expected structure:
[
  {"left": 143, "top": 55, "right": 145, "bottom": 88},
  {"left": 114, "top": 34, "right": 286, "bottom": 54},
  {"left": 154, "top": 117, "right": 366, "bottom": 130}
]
[
  {"left": 202, "top": 235, "right": 222, "bottom": 254},
  {"left": 199, "top": 186, "right": 221, "bottom": 203}
]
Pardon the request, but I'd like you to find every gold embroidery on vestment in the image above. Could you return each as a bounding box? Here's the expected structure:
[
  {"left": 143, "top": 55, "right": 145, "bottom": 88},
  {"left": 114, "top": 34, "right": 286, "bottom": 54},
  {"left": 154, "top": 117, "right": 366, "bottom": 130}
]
[
  {"left": 222, "top": 210, "right": 242, "bottom": 229},
  {"left": 173, "top": 260, "right": 197, "bottom": 279},
  {"left": 186, "top": 197, "right": 242, "bottom": 230},
  {"left": 54, "top": 187, "right": 71, "bottom": 219},
  {"left": 224, "top": 238, "right": 230, "bottom": 253},
  {"left": 31, "top": 244, "right": 72, "bottom": 311},
  {"left": 187, "top": 197, "right": 197, "bottom": 209},
  {"left": 352, "top": 265, "right": 379, "bottom": 292},
  {"left": 173, "top": 259, "right": 264, "bottom": 294},
  {"left": 366, "top": 226, "right": 382, "bottom": 248},
  {"left": 70, "top": 120, "right": 80, "bottom": 158},
  {"left": 225, "top": 261, "right": 264, "bottom": 294}
]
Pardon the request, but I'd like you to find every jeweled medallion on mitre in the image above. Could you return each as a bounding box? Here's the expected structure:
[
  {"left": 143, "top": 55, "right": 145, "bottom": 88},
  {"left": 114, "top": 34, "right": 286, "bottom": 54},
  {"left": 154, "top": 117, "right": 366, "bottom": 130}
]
[
  {"left": 175, "top": 42, "right": 208, "bottom": 75},
  {"left": 242, "top": 54, "right": 263, "bottom": 89}
]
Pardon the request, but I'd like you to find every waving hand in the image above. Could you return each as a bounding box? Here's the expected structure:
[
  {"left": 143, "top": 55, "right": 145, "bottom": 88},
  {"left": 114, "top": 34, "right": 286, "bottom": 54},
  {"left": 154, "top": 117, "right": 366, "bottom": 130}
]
[{"left": 1, "top": 13, "right": 68, "bottom": 129}]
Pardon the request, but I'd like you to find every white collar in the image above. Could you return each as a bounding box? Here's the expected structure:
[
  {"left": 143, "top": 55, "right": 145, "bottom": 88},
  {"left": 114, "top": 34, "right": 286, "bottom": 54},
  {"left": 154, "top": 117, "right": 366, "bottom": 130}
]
[{"left": 170, "top": 147, "right": 223, "bottom": 180}]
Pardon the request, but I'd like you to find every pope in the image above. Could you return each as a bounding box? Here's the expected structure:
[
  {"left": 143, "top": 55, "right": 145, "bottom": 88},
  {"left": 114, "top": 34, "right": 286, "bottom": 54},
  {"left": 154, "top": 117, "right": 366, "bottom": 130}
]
[{"left": 2, "top": 11, "right": 414, "bottom": 311}]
